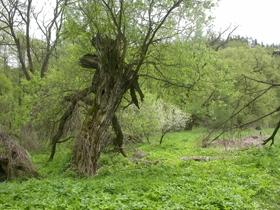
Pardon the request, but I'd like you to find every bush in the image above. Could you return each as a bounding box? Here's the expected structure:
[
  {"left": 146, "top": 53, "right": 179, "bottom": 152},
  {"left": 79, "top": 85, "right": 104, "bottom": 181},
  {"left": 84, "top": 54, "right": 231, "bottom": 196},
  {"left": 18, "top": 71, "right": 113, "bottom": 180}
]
[
  {"left": 119, "top": 93, "right": 162, "bottom": 143},
  {"left": 119, "top": 93, "right": 191, "bottom": 144}
]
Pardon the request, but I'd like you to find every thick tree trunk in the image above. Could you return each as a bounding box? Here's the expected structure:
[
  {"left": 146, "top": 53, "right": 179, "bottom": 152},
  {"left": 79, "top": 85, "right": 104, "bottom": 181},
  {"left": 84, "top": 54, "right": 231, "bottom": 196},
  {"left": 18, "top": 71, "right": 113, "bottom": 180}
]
[
  {"left": 72, "top": 112, "right": 110, "bottom": 175},
  {"left": 72, "top": 78, "right": 125, "bottom": 176},
  {"left": 71, "top": 33, "right": 142, "bottom": 176}
]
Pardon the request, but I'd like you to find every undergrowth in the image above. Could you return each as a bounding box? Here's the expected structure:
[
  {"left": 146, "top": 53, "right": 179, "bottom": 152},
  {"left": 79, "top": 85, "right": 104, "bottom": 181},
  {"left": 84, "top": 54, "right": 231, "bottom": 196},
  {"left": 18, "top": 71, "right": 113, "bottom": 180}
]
[{"left": 0, "top": 129, "right": 279, "bottom": 209}]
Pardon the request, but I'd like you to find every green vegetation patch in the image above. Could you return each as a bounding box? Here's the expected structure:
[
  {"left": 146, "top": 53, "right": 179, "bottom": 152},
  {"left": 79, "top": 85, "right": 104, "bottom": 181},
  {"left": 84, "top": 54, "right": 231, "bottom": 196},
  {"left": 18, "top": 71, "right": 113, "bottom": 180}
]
[{"left": 0, "top": 130, "right": 279, "bottom": 209}]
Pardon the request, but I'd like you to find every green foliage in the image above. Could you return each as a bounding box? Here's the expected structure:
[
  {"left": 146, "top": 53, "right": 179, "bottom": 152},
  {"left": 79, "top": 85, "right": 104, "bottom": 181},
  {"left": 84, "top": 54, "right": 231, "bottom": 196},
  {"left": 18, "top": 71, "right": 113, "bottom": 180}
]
[
  {"left": 119, "top": 93, "right": 162, "bottom": 141},
  {"left": 0, "top": 72, "right": 20, "bottom": 131},
  {"left": 216, "top": 43, "right": 279, "bottom": 127},
  {"left": 0, "top": 1, "right": 279, "bottom": 209},
  {"left": 0, "top": 130, "right": 279, "bottom": 209},
  {"left": 119, "top": 92, "right": 190, "bottom": 142},
  {"left": 145, "top": 39, "right": 279, "bottom": 128},
  {"left": 0, "top": 73, "right": 13, "bottom": 111},
  {"left": 146, "top": 40, "right": 236, "bottom": 127}
]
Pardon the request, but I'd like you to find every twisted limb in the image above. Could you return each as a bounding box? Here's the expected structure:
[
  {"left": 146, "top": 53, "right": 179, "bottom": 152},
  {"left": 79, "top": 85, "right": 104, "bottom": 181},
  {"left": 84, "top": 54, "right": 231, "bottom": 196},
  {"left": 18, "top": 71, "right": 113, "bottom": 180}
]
[
  {"left": 111, "top": 114, "right": 127, "bottom": 157},
  {"left": 48, "top": 87, "right": 93, "bottom": 161}
]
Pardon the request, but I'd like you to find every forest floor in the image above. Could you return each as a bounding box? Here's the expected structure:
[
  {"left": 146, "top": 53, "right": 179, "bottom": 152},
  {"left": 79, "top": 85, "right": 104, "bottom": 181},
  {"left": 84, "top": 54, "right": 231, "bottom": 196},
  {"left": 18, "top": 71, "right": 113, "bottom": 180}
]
[{"left": 0, "top": 129, "right": 279, "bottom": 209}]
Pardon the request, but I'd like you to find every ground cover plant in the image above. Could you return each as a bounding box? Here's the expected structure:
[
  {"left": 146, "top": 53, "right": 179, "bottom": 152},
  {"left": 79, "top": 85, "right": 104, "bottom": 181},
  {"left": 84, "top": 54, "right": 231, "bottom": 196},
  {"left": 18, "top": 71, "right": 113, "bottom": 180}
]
[
  {"left": 0, "top": 0, "right": 280, "bottom": 209},
  {"left": 0, "top": 130, "right": 279, "bottom": 209}
]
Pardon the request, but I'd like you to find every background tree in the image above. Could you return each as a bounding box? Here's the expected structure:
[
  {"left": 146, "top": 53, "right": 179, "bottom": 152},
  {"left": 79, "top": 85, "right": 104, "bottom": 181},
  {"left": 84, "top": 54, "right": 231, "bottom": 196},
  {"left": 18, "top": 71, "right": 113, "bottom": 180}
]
[
  {"left": 0, "top": 0, "right": 68, "bottom": 79},
  {"left": 201, "top": 39, "right": 280, "bottom": 145}
]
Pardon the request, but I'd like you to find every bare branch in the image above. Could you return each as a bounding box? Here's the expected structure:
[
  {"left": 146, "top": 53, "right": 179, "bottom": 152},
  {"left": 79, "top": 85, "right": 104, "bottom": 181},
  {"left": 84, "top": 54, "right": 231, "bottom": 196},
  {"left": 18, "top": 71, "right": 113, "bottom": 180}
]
[
  {"left": 134, "top": 0, "right": 183, "bottom": 73},
  {"left": 239, "top": 106, "right": 280, "bottom": 128},
  {"left": 209, "top": 25, "right": 239, "bottom": 51},
  {"left": 262, "top": 118, "right": 280, "bottom": 146},
  {"left": 139, "top": 73, "right": 193, "bottom": 90},
  {"left": 0, "top": 0, "right": 31, "bottom": 80},
  {"left": 244, "top": 75, "right": 280, "bottom": 87},
  {"left": 203, "top": 86, "right": 273, "bottom": 144}
]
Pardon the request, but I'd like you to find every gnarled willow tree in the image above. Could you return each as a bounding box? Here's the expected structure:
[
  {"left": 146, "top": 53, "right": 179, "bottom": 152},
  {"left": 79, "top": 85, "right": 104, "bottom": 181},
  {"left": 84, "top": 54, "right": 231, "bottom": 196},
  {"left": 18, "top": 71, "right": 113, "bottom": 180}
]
[{"left": 51, "top": 0, "right": 214, "bottom": 176}]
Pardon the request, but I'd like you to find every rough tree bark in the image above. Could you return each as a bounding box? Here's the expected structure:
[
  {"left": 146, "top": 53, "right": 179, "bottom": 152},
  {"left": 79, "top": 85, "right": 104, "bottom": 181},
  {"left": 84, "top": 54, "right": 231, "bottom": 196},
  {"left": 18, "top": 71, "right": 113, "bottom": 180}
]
[
  {"left": 48, "top": 87, "right": 92, "bottom": 161},
  {"left": 71, "top": 33, "right": 140, "bottom": 175},
  {"left": 72, "top": 74, "right": 127, "bottom": 175},
  {"left": 48, "top": 52, "right": 130, "bottom": 161},
  {"left": 112, "top": 114, "right": 126, "bottom": 157}
]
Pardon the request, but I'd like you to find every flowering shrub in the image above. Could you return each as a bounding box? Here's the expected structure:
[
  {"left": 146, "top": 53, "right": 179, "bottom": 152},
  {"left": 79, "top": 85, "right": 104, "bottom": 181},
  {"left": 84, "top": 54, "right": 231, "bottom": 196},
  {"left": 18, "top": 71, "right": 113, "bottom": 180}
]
[{"left": 119, "top": 93, "right": 191, "bottom": 144}]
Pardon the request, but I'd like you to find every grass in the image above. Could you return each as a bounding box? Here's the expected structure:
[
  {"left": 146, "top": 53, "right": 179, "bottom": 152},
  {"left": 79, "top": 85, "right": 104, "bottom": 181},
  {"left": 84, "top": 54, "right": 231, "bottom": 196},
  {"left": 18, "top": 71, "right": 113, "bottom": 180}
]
[{"left": 0, "top": 129, "right": 279, "bottom": 209}]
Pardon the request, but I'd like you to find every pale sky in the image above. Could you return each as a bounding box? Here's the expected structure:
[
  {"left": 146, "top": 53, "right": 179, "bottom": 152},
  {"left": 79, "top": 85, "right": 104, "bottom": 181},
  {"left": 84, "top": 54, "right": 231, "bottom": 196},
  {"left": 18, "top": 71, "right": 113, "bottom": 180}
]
[
  {"left": 213, "top": 0, "right": 280, "bottom": 44},
  {"left": 31, "top": 0, "right": 280, "bottom": 45}
]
